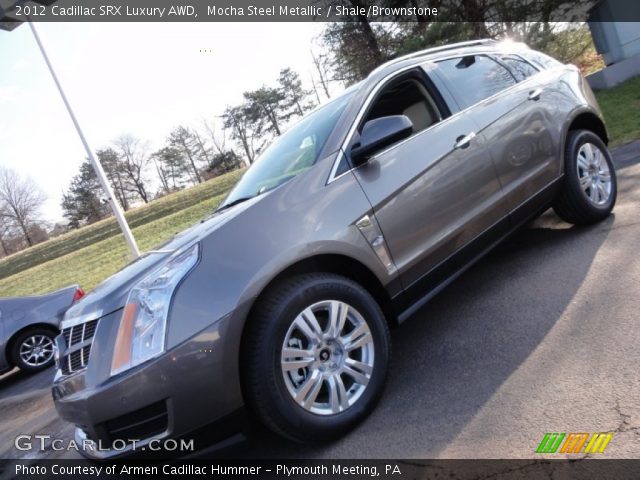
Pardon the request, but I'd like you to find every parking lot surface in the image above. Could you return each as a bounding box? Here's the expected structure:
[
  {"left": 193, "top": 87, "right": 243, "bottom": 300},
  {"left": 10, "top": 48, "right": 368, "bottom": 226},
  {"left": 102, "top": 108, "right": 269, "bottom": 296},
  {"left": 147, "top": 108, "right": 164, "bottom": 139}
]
[{"left": 1, "top": 142, "right": 639, "bottom": 459}]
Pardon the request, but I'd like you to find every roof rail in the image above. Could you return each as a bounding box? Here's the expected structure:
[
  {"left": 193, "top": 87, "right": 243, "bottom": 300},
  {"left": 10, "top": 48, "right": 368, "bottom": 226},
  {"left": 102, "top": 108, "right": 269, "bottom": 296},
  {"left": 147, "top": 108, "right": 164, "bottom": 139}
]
[{"left": 369, "top": 38, "right": 498, "bottom": 76}]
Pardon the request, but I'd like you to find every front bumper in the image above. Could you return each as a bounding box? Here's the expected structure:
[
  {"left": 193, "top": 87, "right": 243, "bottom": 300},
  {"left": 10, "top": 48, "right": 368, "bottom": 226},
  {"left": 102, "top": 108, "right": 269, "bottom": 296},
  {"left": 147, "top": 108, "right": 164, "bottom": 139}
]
[{"left": 52, "top": 310, "right": 245, "bottom": 460}]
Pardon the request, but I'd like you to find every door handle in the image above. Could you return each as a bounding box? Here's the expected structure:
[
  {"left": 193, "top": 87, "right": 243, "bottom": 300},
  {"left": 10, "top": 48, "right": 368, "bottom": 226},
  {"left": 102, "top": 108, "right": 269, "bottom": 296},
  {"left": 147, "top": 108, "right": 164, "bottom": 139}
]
[
  {"left": 454, "top": 132, "right": 476, "bottom": 149},
  {"left": 528, "top": 88, "right": 543, "bottom": 101}
]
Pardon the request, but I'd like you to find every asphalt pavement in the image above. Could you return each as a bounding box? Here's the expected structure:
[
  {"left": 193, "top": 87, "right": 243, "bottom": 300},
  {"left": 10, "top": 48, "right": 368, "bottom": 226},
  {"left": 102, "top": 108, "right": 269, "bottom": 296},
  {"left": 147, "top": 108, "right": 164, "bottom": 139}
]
[{"left": 1, "top": 141, "right": 639, "bottom": 460}]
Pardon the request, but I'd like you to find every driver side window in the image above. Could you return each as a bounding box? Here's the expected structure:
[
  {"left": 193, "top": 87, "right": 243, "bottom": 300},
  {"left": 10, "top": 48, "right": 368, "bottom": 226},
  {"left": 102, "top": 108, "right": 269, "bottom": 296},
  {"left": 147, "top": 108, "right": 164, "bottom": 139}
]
[
  {"left": 360, "top": 76, "right": 443, "bottom": 139},
  {"left": 336, "top": 72, "right": 445, "bottom": 176}
]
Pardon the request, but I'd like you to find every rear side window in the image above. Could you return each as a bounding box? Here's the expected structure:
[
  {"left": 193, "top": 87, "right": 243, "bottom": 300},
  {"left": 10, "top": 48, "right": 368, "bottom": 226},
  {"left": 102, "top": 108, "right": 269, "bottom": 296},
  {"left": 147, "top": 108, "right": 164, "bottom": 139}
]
[
  {"left": 522, "top": 51, "right": 562, "bottom": 70},
  {"left": 497, "top": 55, "right": 539, "bottom": 81},
  {"left": 436, "top": 55, "right": 516, "bottom": 109}
]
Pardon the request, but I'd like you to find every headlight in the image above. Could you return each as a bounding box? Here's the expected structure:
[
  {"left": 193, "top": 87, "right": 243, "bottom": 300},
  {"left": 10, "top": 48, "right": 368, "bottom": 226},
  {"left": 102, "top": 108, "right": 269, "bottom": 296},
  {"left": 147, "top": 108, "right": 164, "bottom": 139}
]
[{"left": 111, "top": 243, "right": 200, "bottom": 376}]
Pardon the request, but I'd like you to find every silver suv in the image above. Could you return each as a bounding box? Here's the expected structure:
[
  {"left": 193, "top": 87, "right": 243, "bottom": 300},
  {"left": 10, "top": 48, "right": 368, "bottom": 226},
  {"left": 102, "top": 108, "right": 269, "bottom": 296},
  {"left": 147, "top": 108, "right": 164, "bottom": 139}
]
[{"left": 52, "top": 40, "right": 616, "bottom": 458}]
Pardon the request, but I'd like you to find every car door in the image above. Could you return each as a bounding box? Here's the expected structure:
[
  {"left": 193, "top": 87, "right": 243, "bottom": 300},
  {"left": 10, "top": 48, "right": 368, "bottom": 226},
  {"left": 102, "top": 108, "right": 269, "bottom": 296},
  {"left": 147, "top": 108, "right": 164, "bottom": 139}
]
[
  {"left": 435, "top": 53, "right": 561, "bottom": 225},
  {"left": 347, "top": 68, "right": 508, "bottom": 299}
]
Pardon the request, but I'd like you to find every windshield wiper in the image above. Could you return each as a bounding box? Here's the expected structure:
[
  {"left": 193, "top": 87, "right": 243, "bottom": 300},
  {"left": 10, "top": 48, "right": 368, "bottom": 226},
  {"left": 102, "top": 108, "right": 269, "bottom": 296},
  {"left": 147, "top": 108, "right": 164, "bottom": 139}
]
[{"left": 215, "top": 195, "right": 255, "bottom": 213}]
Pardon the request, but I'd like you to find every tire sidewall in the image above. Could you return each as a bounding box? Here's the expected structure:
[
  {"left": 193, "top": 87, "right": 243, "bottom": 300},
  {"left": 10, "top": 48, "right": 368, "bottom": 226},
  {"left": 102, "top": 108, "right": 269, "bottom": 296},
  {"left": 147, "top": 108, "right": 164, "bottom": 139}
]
[
  {"left": 565, "top": 130, "right": 617, "bottom": 213},
  {"left": 11, "top": 329, "right": 56, "bottom": 373},
  {"left": 258, "top": 276, "right": 389, "bottom": 439}
]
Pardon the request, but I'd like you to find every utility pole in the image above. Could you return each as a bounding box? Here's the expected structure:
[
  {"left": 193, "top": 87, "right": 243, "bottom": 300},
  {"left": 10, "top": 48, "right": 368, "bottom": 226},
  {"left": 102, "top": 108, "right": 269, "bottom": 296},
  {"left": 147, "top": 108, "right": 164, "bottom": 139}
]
[{"left": 28, "top": 21, "right": 140, "bottom": 259}]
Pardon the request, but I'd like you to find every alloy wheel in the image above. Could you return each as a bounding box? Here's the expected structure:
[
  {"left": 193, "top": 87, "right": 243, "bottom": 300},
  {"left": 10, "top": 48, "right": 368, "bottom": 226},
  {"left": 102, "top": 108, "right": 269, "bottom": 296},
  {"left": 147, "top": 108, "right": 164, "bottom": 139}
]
[
  {"left": 281, "top": 300, "right": 375, "bottom": 416},
  {"left": 19, "top": 334, "right": 55, "bottom": 367},
  {"left": 576, "top": 142, "right": 612, "bottom": 206}
]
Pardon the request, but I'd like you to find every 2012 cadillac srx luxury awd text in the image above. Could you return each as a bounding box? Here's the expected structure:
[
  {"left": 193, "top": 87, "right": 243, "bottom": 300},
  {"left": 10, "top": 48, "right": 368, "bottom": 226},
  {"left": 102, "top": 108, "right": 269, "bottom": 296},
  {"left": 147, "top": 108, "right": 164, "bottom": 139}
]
[{"left": 52, "top": 40, "right": 617, "bottom": 459}]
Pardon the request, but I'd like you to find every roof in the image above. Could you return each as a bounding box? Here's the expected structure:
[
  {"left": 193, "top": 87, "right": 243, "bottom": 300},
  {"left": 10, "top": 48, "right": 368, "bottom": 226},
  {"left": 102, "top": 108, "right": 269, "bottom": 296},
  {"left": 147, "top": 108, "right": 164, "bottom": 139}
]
[{"left": 367, "top": 38, "right": 531, "bottom": 82}]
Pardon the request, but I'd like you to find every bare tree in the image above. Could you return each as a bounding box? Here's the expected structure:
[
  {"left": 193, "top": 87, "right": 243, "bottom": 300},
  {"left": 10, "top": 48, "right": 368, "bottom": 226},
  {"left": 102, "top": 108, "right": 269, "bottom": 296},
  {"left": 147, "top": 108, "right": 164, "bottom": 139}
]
[
  {"left": 97, "top": 148, "right": 132, "bottom": 211},
  {"left": 193, "top": 130, "right": 214, "bottom": 169},
  {"left": 0, "top": 167, "right": 46, "bottom": 246},
  {"left": 203, "top": 118, "right": 228, "bottom": 156},
  {"left": 168, "top": 126, "right": 205, "bottom": 184},
  {"left": 222, "top": 105, "right": 263, "bottom": 166},
  {"left": 0, "top": 214, "right": 14, "bottom": 256},
  {"left": 310, "top": 74, "right": 323, "bottom": 104},
  {"left": 152, "top": 146, "right": 190, "bottom": 193},
  {"left": 202, "top": 118, "right": 244, "bottom": 174},
  {"left": 243, "top": 86, "right": 285, "bottom": 136},
  {"left": 311, "top": 49, "right": 333, "bottom": 99},
  {"left": 113, "top": 135, "right": 151, "bottom": 203}
]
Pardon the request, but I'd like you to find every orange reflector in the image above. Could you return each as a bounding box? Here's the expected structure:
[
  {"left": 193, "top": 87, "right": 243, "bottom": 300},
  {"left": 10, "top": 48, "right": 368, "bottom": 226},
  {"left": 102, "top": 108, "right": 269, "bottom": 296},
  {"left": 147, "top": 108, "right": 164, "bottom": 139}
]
[{"left": 111, "top": 303, "right": 137, "bottom": 374}]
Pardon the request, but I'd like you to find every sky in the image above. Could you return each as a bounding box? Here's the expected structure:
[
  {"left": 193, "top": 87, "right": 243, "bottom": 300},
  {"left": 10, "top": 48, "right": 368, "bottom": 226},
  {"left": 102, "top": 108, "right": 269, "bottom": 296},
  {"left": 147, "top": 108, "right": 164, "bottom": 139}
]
[{"left": 0, "top": 22, "right": 327, "bottom": 222}]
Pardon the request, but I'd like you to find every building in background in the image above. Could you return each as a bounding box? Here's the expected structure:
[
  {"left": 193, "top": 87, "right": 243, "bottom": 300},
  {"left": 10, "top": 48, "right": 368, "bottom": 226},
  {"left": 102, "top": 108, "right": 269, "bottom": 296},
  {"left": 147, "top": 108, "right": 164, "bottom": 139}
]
[{"left": 587, "top": 0, "right": 640, "bottom": 89}]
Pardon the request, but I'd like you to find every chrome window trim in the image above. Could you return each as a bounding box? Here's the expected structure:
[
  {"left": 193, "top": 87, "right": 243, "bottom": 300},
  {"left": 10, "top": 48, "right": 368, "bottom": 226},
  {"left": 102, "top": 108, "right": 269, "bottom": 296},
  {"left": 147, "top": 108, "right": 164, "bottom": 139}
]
[
  {"left": 326, "top": 63, "right": 421, "bottom": 184},
  {"left": 326, "top": 49, "right": 555, "bottom": 185}
]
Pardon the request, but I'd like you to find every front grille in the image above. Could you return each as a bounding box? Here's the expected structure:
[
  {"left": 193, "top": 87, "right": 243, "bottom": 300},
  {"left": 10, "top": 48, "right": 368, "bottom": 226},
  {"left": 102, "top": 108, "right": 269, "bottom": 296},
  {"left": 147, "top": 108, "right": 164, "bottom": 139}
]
[
  {"left": 60, "top": 319, "right": 99, "bottom": 376},
  {"left": 103, "top": 400, "right": 169, "bottom": 443}
]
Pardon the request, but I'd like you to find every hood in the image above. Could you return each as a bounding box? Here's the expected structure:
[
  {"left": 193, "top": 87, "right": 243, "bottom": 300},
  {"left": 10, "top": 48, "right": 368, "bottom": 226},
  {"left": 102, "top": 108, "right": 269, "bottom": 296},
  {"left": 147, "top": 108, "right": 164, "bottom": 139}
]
[{"left": 63, "top": 196, "right": 261, "bottom": 324}]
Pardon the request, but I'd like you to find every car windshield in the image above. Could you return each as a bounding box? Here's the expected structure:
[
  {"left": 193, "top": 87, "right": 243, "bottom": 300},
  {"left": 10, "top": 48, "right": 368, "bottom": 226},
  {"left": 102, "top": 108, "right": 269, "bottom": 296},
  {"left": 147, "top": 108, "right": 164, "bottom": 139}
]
[{"left": 219, "top": 90, "right": 355, "bottom": 210}]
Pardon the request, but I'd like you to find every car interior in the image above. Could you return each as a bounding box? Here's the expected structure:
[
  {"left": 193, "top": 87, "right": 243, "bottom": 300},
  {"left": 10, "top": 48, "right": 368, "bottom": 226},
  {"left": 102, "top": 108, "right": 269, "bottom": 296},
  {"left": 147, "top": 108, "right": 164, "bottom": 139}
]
[{"left": 361, "top": 76, "right": 442, "bottom": 136}]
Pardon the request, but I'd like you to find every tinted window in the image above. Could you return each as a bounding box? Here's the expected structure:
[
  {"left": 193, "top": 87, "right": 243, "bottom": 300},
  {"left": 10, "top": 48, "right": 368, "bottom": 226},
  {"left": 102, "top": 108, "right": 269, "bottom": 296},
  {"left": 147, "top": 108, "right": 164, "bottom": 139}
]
[
  {"left": 498, "top": 55, "right": 539, "bottom": 81},
  {"left": 436, "top": 55, "right": 516, "bottom": 109}
]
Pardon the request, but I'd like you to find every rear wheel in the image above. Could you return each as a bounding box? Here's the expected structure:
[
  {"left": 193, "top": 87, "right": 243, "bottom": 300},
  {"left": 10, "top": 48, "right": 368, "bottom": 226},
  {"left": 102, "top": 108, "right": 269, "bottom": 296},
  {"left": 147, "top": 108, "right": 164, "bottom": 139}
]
[
  {"left": 11, "top": 328, "right": 57, "bottom": 373},
  {"left": 242, "top": 273, "right": 390, "bottom": 443},
  {"left": 553, "top": 130, "right": 617, "bottom": 225}
]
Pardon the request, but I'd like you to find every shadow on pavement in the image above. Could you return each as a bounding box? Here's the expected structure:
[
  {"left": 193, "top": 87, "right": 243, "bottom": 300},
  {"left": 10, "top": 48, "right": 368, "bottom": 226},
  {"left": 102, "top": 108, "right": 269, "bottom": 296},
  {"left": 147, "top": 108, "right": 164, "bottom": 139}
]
[{"left": 213, "top": 211, "right": 613, "bottom": 459}]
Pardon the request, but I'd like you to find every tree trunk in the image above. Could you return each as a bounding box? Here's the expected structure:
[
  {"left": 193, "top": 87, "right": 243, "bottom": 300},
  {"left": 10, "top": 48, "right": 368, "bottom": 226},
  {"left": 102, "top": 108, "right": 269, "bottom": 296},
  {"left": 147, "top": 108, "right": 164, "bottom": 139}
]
[
  {"left": 185, "top": 151, "right": 203, "bottom": 184},
  {"left": 312, "top": 53, "right": 331, "bottom": 99},
  {"left": 232, "top": 118, "right": 254, "bottom": 165},
  {"left": 118, "top": 178, "right": 129, "bottom": 210},
  {"left": 17, "top": 219, "right": 32, "bottom": 246},
  {"left": 311, "top": 77, "right": 322, "bottom": 103},
  {"left": 154, "top": 159, "right": 169, "bottom": 192},
  {"left": 261, "top": 104, "right": 281, "bottom": 135},
  {"left": 135, "top": 181, "right": 149, "bottom": 203}
]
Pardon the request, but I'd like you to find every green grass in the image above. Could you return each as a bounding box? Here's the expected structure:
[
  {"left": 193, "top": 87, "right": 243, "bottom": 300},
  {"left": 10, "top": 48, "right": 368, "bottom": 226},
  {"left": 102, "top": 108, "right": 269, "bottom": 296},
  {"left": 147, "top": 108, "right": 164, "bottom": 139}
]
[
  {"left": 0, "top": 169, "right": 243, "bottom": 297},
  {"left": 595, "top": 76, "right": 640, "bottom": 147}
]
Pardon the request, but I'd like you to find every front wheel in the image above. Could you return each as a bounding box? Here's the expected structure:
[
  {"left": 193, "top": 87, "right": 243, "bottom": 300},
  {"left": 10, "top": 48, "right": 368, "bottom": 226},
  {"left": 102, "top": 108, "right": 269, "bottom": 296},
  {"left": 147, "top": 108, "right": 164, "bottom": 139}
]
[
  {"left": 242, "top": 273, "right": 390, "bottom": 443},
  {"left": 553, "top": 129, "right": 617, "bottom": 225}
]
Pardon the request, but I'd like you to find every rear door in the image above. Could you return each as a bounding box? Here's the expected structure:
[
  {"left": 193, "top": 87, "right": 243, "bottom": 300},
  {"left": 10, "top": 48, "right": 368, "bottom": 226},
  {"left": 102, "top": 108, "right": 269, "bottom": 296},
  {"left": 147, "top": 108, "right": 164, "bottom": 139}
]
[
  {"left": 435, "top": 53, "right": 561, "bottom": 224},
  {"left": 347, "top": 68, "right": 508, "bottom": 296}
]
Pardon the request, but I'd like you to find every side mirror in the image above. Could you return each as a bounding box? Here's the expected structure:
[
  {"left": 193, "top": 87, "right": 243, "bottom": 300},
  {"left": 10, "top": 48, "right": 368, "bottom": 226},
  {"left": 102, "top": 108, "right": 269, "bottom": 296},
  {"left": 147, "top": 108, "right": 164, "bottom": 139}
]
[{"left": 351, "top": 115, "right": 413, "bottom": 165}]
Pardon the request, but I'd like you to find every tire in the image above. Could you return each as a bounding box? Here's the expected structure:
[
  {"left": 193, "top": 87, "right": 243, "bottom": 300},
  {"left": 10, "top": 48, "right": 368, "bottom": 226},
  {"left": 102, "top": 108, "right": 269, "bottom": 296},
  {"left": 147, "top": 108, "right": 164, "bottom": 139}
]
[
  {"left": 242, "top": 273, "right": 390, "bottom": 443},
  {"left": 10, "top": 328, "right": 57, "bottom": 373},
  {"left": 553, "top": 129, "right": 617, "bottom": 225}
]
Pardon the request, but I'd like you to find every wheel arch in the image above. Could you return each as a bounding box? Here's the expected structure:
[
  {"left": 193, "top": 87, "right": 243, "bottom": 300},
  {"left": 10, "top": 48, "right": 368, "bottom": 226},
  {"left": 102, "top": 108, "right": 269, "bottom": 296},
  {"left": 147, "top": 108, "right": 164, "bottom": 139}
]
[
  {"left": 244, "top": 254, "right": 398, "bottom": 332},
  {"left": 566, "top": 109, "right": 608, "bottom": 145},
  {"left": 5, "top": 323, "right": 59, "bottom": 367}
]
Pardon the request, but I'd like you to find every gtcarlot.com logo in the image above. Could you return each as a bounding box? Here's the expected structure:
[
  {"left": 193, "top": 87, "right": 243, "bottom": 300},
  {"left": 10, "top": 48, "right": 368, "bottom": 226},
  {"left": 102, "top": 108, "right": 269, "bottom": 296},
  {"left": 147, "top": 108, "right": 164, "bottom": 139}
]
[
  {"left": 536, "top": 432, "right": 613, "bottom": 454},
  {"left": 15, "top": 434, "right": 194, "bottom": 453}
]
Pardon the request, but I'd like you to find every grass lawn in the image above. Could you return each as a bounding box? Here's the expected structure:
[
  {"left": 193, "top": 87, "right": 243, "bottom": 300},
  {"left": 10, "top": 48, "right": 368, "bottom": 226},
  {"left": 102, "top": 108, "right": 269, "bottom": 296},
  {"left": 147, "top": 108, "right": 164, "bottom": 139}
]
[
  {"left": 0, "top": 170, "right": 242, "bottom": 297},
  {"left": 595, "top": 76, "right": 640, "bottom": 147}
]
